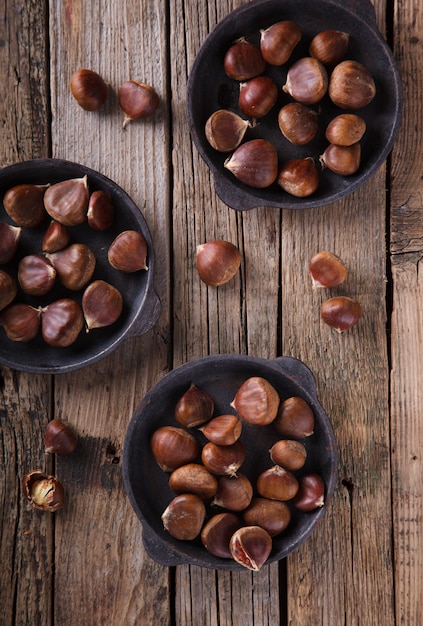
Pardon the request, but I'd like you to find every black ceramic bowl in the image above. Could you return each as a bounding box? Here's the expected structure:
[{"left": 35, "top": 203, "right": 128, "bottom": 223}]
[
  {"left": 0, "top": 158, "right": 160, "bottom": 374},
  {"left": 187, "top": 0, "right": 402, "bottom": 210},
  {"left": 123, "top": 355, "right": 338, "bottom": 570}
]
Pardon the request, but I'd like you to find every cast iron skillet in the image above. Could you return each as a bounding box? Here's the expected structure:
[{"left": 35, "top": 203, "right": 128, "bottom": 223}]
[
  {"left": 122, "top": 355, "right": 338, "bottom": 570},
  {"left": 187, "top": 0, "right": 402, "bottom": 210},
  {"left": 0, "top": 158, "right": 161, "bottom": 374}
]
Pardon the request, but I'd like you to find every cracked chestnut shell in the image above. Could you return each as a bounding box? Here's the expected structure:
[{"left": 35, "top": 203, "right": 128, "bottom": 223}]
[
  {"left": 229, "top": 525, "right": 272, "bottom": 571},
  {"left": 23, "top": 470, "right": 65, "bottom": 512}
]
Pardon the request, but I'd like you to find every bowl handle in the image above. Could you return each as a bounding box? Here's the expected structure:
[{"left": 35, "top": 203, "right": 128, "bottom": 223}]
[
  {"left": 270, "top": 356, "right": 318, "bottom": 400},
  {"left": 127, "top": 287, "right": 161, "bottom": 338}
]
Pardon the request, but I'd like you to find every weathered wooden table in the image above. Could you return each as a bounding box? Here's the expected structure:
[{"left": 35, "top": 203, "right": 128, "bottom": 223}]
[{"left": 1, "top": 0, "right": 421, "bottom": 624}]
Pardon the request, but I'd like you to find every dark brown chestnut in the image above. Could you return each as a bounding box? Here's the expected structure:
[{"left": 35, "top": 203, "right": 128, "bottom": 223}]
[
  {"left": 0, "top": 270, "right": 18, "bottom": 312},
  {"left": 201, "top": 512, "right": 242, "bottom": 558},
  {"left": 238, "top": 76, "right": 278, "bottom": 118},
  {"left": 309, "top": 30, "right": 349, "bottom": 66},
  {"left": 46, "top": 243, "right": 96, "bottom": 291},
  {"left": 293, "top": 472, "right": 325, "bottom": 511},
  {"left": 224, "top": 139, "right": 278, "bottom": 188},
  {"left": 43, "top": 176, "right": 89, "bottom": 226},
  {"left": 0, "top": 222, "right": 21, "bottom": 263},
  {"left": 70, "top": 69, "right": 108, "bottom": 111},
  {"left": 17, "top": 255, "right": 56, "bottom": 296},
  {"left": 231, "top": 376, "right": 279, "bottom": 425},
  {"left": 108, "top": 230, "right": 148, "bottom": 273},
  {"left": 118, "top": 80, "right": 160, "bottom": 129},
  {"left": 329, "top": 60, "right": 376, "bottom": 109},
  {"left": 229, "top": 525, "right": 272, "bottom": 571},
  {"left": 223, "top": 39, "right": 266, "bottom": 81},
  {"left": 87, "top": 190, "right": 114, "bottom": 230},
  {"left": 42, "top": 221, "right": 71, "bottom": 253},
  {"left": 320, "top": 296, "right": 362, "bottom": 332},
  {"left": 0, "top": 303, "right": 41, "bottom": 342},
  {"left": 196, "top": 240, "right": 241, "bottom": 287},
  {"left": 161, "top": 493, "right": 206, "bottom": 541},
  {"left": 260, "top": 21, "right": 301, "bottom": 66},
  {"left": 278, "top": 103, "right": 319, "bottom": 145},
  {"left": 174, "top": 383, "right": 214, "bottom": 428},
  {"left": 201, "top": 440, "right": 246, "bottom": 477},
  {"left": 150, "top": 426, "right": 201, "bottom": 472},
  {"left": 45, "top": 418, "right": 78, "bottom": 455},
  {"left": 3, "top": 183, "right": 48, "bottom": 227},
  {"left": 243, "top": 497, "right": 291, "bottom": 537},
  {"left": 274, "top": 396, "right": 315, "bottom": 438},
  {"left": 82, "top": 280, "right": 123, "bottom": 330},
  {"left": 41, "top": 298, "right": 84, "bottom": 347},
  {"left": 168, "top": 463, "right": 218, "bottom": 499},
  {"left": 277, "top": 158, "right": 319, "bottom": 197}
]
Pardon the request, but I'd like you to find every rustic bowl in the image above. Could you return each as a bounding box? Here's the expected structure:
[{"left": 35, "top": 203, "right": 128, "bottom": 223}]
[
  {"left": 186, "top": 0, "right": 402, "bottom": 210},
  {"left": 122, "top": 354, "right": 338, "bottom": 570},
  {"left": 0, "top": 158, "right": 161, "bottom": 374}
]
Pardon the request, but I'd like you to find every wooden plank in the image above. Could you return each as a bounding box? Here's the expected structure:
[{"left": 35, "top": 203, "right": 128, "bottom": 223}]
[
  {"left": 171, "top": 0, "right": 282, "bottom": 622},
  {"left": 0, "top": 2, "right": 53, "bottom": 625},
  {"left": 48, "top": 1, "right": 171, "bottom": 624},
  {"left": 390, "top": 0, "right": 423, "bottom": 622}
]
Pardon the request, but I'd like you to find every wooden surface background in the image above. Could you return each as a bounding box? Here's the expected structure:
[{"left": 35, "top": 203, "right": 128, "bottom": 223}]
[{"left": 0, "top": 0, "right": 421, "bottom": 624}]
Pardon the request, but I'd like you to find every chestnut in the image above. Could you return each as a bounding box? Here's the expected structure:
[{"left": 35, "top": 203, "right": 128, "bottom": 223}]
[
  {"left": 196, "top": 240, "right": 241, "bottom": 287},
  {"left": 293, "top": 472, "right": 325, "bottom": 511},
  {"left": 325, "top": 113, "right": 366, "bottom": 147},
  {"left": 277, "top": 158, "right": 319, "bottom": 198},
  {"left": 231, "top": 376, "right": 279, "bottom": 425},
  {"left": 205, "top": 109, "right": 249, "bottom": 153},
  {"left": 168, "top": 463, "right": 218, "bottom": 499},
  {"left": 3, "top": 183, "right": 48, "bottom": 228},
  {"left": 23, "top": 470, "right": 65, "bottom": 512},
  {"left": 70, "top": 69, "right": 108, "bottom": 111},
  {"left": 309, "top": 30, "right": 349, "bottom": 66},
  {"left": 243, "top": 497, "right": 291, "bottom": 537},
  {"left": 46, "top": 243, "right": 96, "bottom": 291},
  {"left": 274, "top": 396, "right": 314, "bottom": 438},
  {"left": 82, "top": 280, "right": 123, "bottom": 330},
  {"left": 199, "top": 413, "right": 242, "bottom": 446},
  {"left": 212, "top": 473, "right": 253, "bottom": 511},
  {"left": 41, "top": 298, "right": 84, "bottom": 347},
  {"left": 283, "top": 57, "right": 328, "bottom": 104},
  {"left": 256, "top": 465, "right": 299, "bottom": 501},
  {"left": 108, "top": 230, "right": 148, "bottom": 273},
  {"left": 161, "top": 493, "right": 206, "bottom": 541},
  {"left": 224, "top": 139, "right": 278, "bottom": 188},
  {"left": 223, "top": 39, "right": 266, "bottom": 81},
  {"left": 118, "top": 80, "right": 160, "bottom": 129},
  {"left": 238, "top": 76, "right": 278, "bottom": 119},
  {"left": 42, "top": 220, "right": 71, "bottom": 253},
  {"left": 87, "top": 190, "right": 114, "bottom": 230},
  {"left": 309, "top": 250, "right": 348, "bottom": 288},
  {"left": 174, "top": 383, "right": 214, "bottom": 428},
  {"left": 44, "top": 176, "right": 89, "bottom": 226},
  {"left": 0, "top": 270, "right": 18, "bottom": 312},
  {"left": 329, "top": 60, "right": 376, "bottom": 109},
  {"left": 229, "top": 525, "right": 272, "bottom": 571},
  {"left": 0, "top": 303, "right": 41, "bottom": 342},
  {"left": 269, "top": 439, "right": 307, "bottom": 471},
  {"left": 320, "top": 142, "right": 361, "bottom": 176},
  {"left": 201, "top": 440, "right": 246, "bottom": 477},
  {"left": 320, "top": 296, "right": 362, "bottom": 332},
  {"left": 17, "top": 254, "right": 56, "bottom": 296},
  {"left": 0, "top": 222, "right": 21, "bottom": 264},
  {"left": 260, "top": 21, "right": 301, "bottom": 66},
  {"left": 150, "top": 426, "right": 201, "bottom": 472},
  {"left": 278, "top": 103, "right": 319, "bottom": 146},
  {"left": 45, "top": 418, "right": 78, "bottom": 455},
  {"left": 201, "top": 512, "right": 241, "bottom": 559}
]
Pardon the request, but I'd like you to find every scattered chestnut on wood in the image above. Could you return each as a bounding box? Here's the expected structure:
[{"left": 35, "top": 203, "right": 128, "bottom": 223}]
[
  {"left": 108, "top": 230, "right": 148, "bottom": 273},
  {"left": 0, "top": 222, "right": 21, "bottom": 264},
  {"left": 274, "top": 396, "right": 315, "bottom": 438},
  {"left": 256, "top": 465, "right": 299, "bottom": 501},
  {"left": 231, "top": 376, "right": 279, "bottom": 425},
  {"left": 223, "top": 39, "right": 266, "bottom": 81},
  {"left": 201, "top": 512, "right": 242, "bottom": 559},
  {"left": 212, "top": 473, "right": 253, "bottom": 511},
  {"left": 243, "top": 497, "right": 291, "bottom": 537},
  {"left": 168, "top": 463, "right": 218, "bottom": 499},
  {"left": 269, "top": 439, "right": 307, "bottom": 471},
  {"left": 46, "top": 243, "right": 96, "bottom": 291},
  {"left": 82, "top": 280, "right": 123, "bottom": 330},
  {"left": 70, "top": 69, "right": 108, "bottom": 111},
  {"left": 0, "top": 270, "right": 18, "bottom": 311},
  {"left": 3, "top": 183, "right": 48, "bottom": 228},
  {"left": 325, "top": 113, "right": 366, "bottom": 147},
  {"left": 174, "top": 383, "right": 214, "bottom": 428},
  {"left": 199, "top": 413, "right": 242, "bottom": 446},
  {"left": 201, "top": 440, "right": 246, "bottom": 477},
  {"left": 260, "top": 21, "right": 301, "bottom": 66},
  {"left": 41, "top": 298, "right": 84, "bottom": 347},
  {"left": 205, "top": 109, "right": 249, "bottom": 153},
  {"left": 224, "top": 139, "right": 278, "bottom": 188},
  {"left": 45, "top": 418, "right": 78, "bottom": 455},
  {"left": 320, "top": 142, "right": 361, "bottom": 176},
  {"left": 309, "top": 30, "right": 349, "bottom": 66},
  {"left": 42, "top": 220, "right": 71, "bottom": 253},
  {"left": 17, "top": 255, "right": 56, "bottom": 296},
  {"left": 293, "top": 472, "right": 325, "bottom": 512},
  {"left": 118, "top": 80, "right": 160, "bottom": 129},
  {"left": 320, "top": 296, "right": 362, "bottom": 332},
  {"left": 309, "top": 250, "right": 348, "bottom": 288},
  {"left": 44, "top": 176, "right": 89, "bottom": 226},
  {"left": 329, "top": 60, "right": 376, "bottom": 109},
  {"left": 283, "top": 57, "right": 328, "bottom": 105},
  {"left": 87, "top": 190, "right": 114, "bottom": 231},
  {"left": 161, "top": 493, "right": 206, "bottom": 541},
  {"left": 277, "top": 157, "right": 319, "bottom": 197},
  {"left": 0, "top": 303, "right": 41, "bottom": 342},
  {"left": 196, "top": 240, "right": 241, "bottom": 287},
  {"left": 150, "top": 426, "right": 201, "bottom": 472},
  {"left": 229, "top": 525, "right": 272, "bottom": 571},
  {"left": 238, "top": 76, "right": 278, "bottom": 119},
  {"left": 23, "top": 470, "right": 65, "bottom": 512},
  {"left": 278, "top": 103, "right": 319, "bottom": 146}
]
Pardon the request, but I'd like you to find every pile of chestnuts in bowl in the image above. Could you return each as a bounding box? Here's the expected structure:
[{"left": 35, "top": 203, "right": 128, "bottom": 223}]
[
  {"left": 187, "top": 0, "right": 402, "bottom": 210},
  {"left": 122, "top": 354, "right": 338, "bottom": 571},
  {"left": 0, "top": 158, "right": 160, "bottom": 374}
]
